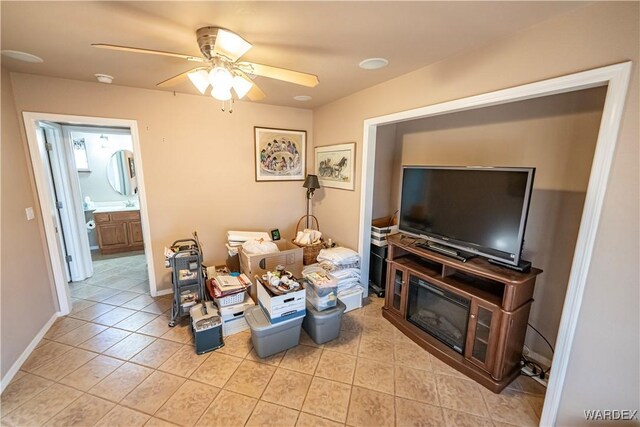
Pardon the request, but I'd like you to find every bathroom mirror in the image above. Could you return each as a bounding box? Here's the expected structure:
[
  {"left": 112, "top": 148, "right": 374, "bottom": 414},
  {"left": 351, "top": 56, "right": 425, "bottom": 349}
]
[{"left": 107, "top": 150, "right": 137, "bottom": 196}]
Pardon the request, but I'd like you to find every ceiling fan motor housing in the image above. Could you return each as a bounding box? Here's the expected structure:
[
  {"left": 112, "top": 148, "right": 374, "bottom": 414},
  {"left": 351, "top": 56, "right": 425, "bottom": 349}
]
[{"left": 196, "top": 26, "right": 222, "bottom": 61}]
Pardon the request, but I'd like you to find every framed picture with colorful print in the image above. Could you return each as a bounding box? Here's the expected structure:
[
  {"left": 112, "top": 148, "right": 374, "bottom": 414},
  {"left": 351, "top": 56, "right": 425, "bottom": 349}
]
[{"left": 254, "top": 127, "right": 306, "bottom": 181}]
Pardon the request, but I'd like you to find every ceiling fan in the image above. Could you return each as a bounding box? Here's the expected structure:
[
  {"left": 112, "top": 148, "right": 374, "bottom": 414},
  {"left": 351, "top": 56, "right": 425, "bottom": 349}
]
[{"left": 93, "top": 26, "right": 319, "bottom": 103}]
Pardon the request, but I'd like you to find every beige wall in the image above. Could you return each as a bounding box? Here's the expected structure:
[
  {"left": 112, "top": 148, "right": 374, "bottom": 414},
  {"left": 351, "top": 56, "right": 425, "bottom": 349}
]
[
  {"left": 381, "top": 88, "right": 605, "bottom": 361},
  {"left": 372, "top": 123, "right": 398, "bottom": 219},
  {"left": 1, "top": 68, "right": 58, "bottom": 379},
  {"left": 312, "top": 2, "right": 638, "bottom": 423},
  {"left": 9, "top": 74, "right": 313, "bottom": 293}
]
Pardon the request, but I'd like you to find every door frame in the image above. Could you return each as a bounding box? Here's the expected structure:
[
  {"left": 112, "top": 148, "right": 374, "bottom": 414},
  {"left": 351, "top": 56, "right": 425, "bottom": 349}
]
[
  {"left": 22, "top": 112, "right": 157, "bottom": 315},
  {"left": 357, "top": 62, "right": 631, "bottom": 425}
]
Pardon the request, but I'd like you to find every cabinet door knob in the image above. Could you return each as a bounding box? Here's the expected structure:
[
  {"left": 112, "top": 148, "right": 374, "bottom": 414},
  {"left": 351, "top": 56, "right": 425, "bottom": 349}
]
[{"left": 470, "top": 314, "right": 476, "bottom": 319}]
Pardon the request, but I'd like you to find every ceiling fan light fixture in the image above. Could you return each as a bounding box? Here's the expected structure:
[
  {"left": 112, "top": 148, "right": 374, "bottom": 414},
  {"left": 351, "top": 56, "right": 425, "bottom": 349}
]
[
  {"left": 232, "top": 75, "right": 253, "bottom": 99},
  {"left": 359, "top": 57, "right": 389, "bottom": 70},
  {"left": 211, "top": 86, "right": 232, "bottom": 101},
  {"left": 209, "top": 66, "right": 233, "bottom": 91},
  {"left": 216, "top": 29, "right": 253, "bottom": 60},
  {"left": 187, "top": 69, "right": 210, "bottom": 94}
]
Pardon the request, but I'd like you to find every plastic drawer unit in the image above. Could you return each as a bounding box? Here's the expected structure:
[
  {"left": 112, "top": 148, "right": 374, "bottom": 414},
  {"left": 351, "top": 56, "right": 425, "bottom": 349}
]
[
  {"left": 245, "top": 306, "right": 304, "bottom": 358},
  {"left": 302, "top": 299, "right": 346, "bottom": 344}
]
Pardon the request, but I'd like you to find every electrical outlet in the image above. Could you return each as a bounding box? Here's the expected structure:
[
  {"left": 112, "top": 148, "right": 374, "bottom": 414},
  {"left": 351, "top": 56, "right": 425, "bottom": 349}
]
[
  {"left": 521, "top": 365, "right": 549, "bottom": 388},
  {"left": 522, "top": 345, "right": 530, "bottom": 356},
  {"left": 25, "top": 207, "right": 35, "bottom": 221}
]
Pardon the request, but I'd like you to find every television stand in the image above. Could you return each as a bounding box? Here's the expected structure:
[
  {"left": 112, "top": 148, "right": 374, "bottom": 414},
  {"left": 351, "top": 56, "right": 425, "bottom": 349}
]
[
  {"left": 384, "top": 233, "right": 543, "bottom": 393},
  {"left": 488, "top": 258, "right": 532, "bottom": 273},
  {"left": 415, "top": 241, "right": 475, "bottom": 263}
]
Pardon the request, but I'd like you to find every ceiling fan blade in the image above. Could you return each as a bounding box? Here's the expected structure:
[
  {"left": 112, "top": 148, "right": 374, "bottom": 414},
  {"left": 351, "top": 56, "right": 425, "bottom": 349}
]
[
  {"left": 234, "top": 70, "right": 265, "bottom": 101},
  {"left": 246, "top": 82, "right": 266, "bottom": 101},
  {"left": 92, "top": 44, "right": 206, "bottom": 63},
  {"left": 156, "top": 67, "right": 207, "bottom": 88},
  {"left": 238, "top": 62, "right": 319, "bottom": 87}
]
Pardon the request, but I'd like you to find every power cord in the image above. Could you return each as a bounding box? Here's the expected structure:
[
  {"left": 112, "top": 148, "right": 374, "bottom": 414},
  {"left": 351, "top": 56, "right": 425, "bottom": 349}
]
[
  {"left": 521, "top": 323, "right": 555, "bottom": 381},
  {"left": 527, "top": 323, "right": 555, "bottom": 354}
]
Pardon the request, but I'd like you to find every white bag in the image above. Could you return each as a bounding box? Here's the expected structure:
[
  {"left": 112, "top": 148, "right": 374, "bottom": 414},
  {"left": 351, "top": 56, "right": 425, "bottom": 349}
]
[{"left": 241, "top": 238, "right": 279, "bottom": 255}]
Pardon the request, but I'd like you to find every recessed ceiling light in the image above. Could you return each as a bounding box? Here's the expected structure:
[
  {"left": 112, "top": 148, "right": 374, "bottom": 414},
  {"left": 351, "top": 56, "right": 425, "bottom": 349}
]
[
  {"left": 359, "top": 57, "right": 389, "bottom": 70},
  {"left": 94, "top": 74, "right": 114, "bottom": 84},
  {"left": 1, "top": 50, "right": 43, "bottom": 63},
  {"left": 294, "top": 95, "right": 312, "bottom": 101}
]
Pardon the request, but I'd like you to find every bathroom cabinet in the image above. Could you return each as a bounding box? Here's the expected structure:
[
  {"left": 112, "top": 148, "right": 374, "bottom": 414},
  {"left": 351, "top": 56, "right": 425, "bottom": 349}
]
[{"left": 94, "top": 210, "right": 144, "bottom": 254}]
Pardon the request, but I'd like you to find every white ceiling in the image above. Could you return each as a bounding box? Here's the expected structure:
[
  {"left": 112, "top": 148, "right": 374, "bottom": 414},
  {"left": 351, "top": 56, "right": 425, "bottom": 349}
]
[{"left": 1, "top": 1, "right": 588, "bottom": 109}]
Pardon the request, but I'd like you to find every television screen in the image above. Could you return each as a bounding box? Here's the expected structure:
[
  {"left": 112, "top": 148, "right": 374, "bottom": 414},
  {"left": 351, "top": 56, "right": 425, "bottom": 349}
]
[{"left": 399, "top": 166, "right": 535, "bottom": 265}]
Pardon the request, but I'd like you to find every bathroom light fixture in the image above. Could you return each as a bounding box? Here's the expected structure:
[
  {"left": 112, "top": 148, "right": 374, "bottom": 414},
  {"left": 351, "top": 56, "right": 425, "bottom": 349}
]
[
  {"left": 359, "top": 57, "right": 389, "bottom": 70},
  {"left": 294, "top": 95, "right": 312, "bottom": 101}
]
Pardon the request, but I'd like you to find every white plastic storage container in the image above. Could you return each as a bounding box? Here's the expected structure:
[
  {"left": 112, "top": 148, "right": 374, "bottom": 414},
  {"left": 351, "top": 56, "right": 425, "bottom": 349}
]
[
  {"left": 302, "top": 267, "right": 338, "bottom": 311},
  {"left": 337, "top": 285, "right": 363, "bottom": 312},
  {"left": 245, "top": 305, "right": 304, "bottom": 358}
]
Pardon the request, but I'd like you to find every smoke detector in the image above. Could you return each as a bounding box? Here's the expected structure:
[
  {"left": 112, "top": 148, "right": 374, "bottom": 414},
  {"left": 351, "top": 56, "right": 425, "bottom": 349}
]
[{"left": 94, "top": 74, "right": 114, "bottom": 84}]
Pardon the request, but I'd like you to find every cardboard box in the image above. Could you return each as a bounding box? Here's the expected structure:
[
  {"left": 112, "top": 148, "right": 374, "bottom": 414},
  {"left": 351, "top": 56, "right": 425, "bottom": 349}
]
[
  {"left": 218, "top": 294, "right": 255, "bottom": 336},
  {"left": 338, "top": 286, "right": 364, "bottom": 313},
  {"left": 257, "top": 278, "right": 306, "bottom": 324},
  {"left": 240, "top": 239, "right": 303, "bottom": 299},
  {"left": 371, "top": 216, "right": 399, "bottom": 247}
]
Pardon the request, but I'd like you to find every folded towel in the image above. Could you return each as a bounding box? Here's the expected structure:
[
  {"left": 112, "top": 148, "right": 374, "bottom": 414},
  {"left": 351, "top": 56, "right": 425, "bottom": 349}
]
[
  {"left": 317, "top": 247, "right": 359, "bottom": 266},
  {"left": 294, "top": 229, "right": 322, "bottom": 245}
]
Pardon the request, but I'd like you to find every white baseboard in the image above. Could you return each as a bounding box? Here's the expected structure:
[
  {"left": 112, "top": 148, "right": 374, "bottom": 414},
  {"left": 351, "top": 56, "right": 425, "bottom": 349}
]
[
  {"left": 0, "top": 312, "right": 60, "bottom": 393},
  {"left": 152, "top": 288, "right": 173, "bottom": 297},
  {"left": 523, "top": 346, "right": 553, "bottom": 368}
]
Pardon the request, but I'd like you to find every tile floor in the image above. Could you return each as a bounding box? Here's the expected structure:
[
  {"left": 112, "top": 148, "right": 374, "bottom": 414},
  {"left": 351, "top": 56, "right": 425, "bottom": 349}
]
[{"left": 1, "top": 255, "right": 546, "bottom": 426}]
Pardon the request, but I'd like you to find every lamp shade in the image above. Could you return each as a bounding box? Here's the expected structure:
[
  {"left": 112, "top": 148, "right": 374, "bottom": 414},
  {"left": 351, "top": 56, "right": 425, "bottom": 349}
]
[{"left": 303, "top": 174, "right": 320, "bottom": 190}]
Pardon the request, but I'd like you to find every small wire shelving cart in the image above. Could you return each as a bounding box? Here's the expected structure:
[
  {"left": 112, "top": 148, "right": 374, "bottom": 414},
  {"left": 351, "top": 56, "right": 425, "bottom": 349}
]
[{"left": 167, "top": 237, "right": 205, "bottom": 327}]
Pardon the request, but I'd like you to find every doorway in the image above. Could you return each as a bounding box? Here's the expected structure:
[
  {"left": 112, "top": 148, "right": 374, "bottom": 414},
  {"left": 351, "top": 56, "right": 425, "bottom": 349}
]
[
  {"left": 357, "top": 62, "right": 632, "bottom": 425},
  {"left": 61, "top": 125, "right": 150, "bottom": 300},
  {"left": 22, "top": 113, "right": 156, "bottom": 315}
]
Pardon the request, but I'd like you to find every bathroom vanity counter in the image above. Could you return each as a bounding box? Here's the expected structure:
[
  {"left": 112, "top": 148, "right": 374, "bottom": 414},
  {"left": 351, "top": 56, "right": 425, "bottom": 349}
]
[
  {"left": 94, "top": 209, "right": 143, "bottom": 254},
  {"left": 94, "top": 205, "right": 139, "bottom": 213}
]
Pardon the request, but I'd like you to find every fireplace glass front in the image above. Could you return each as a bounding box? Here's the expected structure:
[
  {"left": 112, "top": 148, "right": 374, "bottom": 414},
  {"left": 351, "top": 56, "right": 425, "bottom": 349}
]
[{"left": 406, "top": 275, "right": 470, "bottom": 354}]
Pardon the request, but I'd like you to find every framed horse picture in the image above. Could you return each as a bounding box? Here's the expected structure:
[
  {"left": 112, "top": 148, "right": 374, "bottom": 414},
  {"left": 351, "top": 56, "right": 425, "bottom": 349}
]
[{"left": 315, "top": 142, "right": 355, "bottom": 190}]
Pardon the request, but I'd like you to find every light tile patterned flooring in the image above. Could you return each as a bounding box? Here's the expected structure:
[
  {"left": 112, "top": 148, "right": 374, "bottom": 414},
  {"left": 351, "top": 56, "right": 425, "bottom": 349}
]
[{"left": 1, "top": 254, "right": 546, "bottom": 426}]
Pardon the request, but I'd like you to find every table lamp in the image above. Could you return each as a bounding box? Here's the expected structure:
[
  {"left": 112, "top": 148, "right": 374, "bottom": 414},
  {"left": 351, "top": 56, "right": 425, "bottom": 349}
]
[{"left": 303, "top": 174, "right": 321, "bottom": 228}]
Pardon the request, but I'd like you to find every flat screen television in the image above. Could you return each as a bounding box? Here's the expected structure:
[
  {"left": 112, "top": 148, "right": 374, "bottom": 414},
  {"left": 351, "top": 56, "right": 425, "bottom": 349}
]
[{"left": 399, "top": 166, "right": 535, "bottom": 267}]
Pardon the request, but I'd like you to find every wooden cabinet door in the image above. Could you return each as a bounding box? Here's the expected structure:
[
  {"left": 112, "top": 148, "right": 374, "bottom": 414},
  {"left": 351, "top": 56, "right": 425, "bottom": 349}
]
[
  {"left": 386, "top": 263, "right": 408, "bottom": 317},
  {"left": 465, "top": 299, "right": 501, "bottom": 374},
  {"left": 128, "top": 221, "right": 144, "bottom": 244},
  {"left": 97, "top": 222, "right": 129, "bottom": 250}
]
